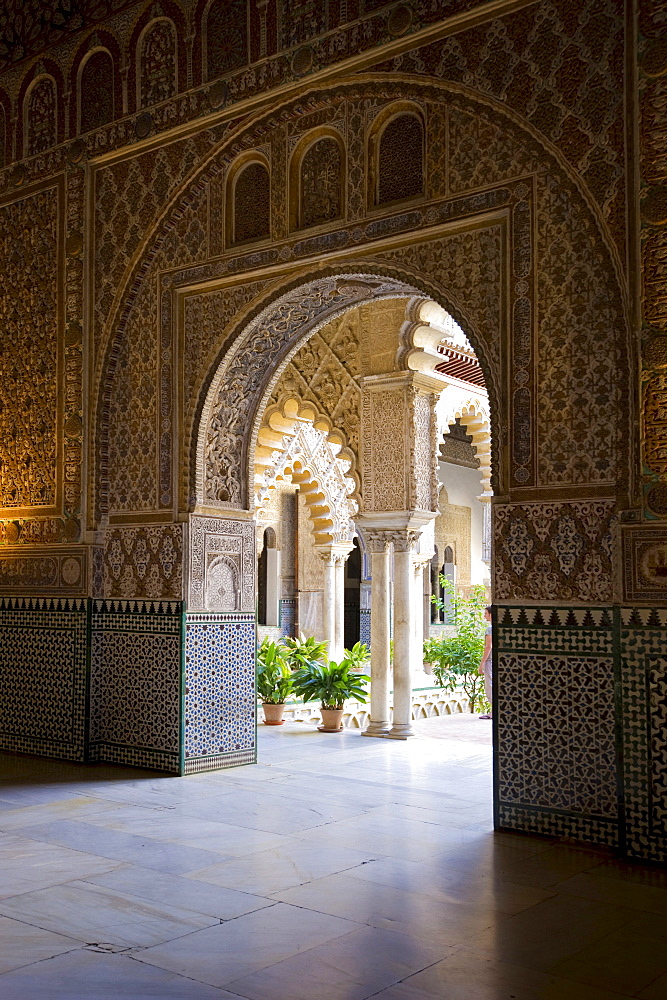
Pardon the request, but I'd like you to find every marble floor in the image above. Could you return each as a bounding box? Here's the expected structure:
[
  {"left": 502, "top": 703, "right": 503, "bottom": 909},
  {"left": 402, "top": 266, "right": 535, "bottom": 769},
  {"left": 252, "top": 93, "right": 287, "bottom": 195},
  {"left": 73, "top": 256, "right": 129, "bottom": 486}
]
[{"left": 1, "top": 716, "right": 667, "bottom": 999}]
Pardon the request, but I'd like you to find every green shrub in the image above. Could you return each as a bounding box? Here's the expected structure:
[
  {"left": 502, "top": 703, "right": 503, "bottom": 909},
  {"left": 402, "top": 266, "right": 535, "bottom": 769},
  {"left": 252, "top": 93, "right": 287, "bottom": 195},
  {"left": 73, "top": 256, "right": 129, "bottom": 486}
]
[{"left": 423, "top": 581, "right": 488, "bottom": 714}]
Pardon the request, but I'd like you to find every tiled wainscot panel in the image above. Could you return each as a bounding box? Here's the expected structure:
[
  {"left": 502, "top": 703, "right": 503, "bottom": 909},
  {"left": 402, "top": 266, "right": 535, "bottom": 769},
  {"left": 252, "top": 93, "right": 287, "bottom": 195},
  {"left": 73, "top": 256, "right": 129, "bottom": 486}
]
[
  {"left": 184, "top": 612, "right": 256, "bottom": 774},
  {"left": 620, "top": 607, "right": 667, "bottom": 863},
  {"left": 495, "top": 605, "right": 619, "bottom": 847},
  {"left": 89, "top": 599, "right": 183, "bottom": 772},
  {"left": 0, "top": 597, "right": 88, "bottom": 761}
]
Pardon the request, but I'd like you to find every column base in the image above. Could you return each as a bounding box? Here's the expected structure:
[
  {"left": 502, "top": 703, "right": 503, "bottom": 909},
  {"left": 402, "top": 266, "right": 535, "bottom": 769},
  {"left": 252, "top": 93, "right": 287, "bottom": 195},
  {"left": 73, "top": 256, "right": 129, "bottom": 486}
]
[
  {"left": 362, "top": 721, "right": 391, "bottom": 737},
  {"left": 384, "top": 724, "right": 416, "bottom": 740}
]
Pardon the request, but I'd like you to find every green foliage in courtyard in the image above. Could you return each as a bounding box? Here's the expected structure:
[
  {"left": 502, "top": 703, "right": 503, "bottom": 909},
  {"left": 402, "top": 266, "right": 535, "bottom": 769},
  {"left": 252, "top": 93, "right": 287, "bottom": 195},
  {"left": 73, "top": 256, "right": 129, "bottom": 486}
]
[
  {"left": 423, "top": 580, "right": 488, "bottom": 714},
  {"left": 256, "top": 638, "right": 293, "bottom": 704},
  {"left": 280, "top": 634, "right": 329, "bottom": 673},
  {"left": 292, "top": 645, "right": 370, "bottom": 710}
]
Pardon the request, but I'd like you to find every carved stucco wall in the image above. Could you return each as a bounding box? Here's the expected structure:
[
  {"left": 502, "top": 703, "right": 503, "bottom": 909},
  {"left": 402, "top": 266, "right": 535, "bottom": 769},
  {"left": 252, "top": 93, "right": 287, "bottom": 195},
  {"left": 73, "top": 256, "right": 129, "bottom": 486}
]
[{"left": 435, "top": 486, "right": 472, "bottom": 589}]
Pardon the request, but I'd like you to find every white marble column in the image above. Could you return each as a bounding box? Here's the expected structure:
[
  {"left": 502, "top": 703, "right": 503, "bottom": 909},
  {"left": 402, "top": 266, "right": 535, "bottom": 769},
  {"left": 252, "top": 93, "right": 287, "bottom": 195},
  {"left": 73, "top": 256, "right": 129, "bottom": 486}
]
[
  {"left": 387, "top": 531, "right": 418, "bottom": 739},
  {"left": 361, "top": 533, "right": 391, "bottom": 736},
  {"left": 319, "top": 550, "right": 336, "bottom": 660},
  {"left": 413, "top": 557, "right": 425, "bottom": 677},
  {"left": 333, "top": 552, "right": 346, "bottom": 662}
]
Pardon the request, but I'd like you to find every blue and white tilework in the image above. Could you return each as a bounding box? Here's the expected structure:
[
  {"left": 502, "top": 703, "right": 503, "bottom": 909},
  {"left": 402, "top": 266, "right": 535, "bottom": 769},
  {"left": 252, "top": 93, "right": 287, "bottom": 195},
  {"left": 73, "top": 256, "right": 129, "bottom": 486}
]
[
  {"left": 359, "top": 609, "right": 371, "bottom": 649},
  {"left": 184, "top": 612, "right": 256, "bottom": 770},
  {"left": 279, "top": 599, "right": 296, "bottom": 638}
]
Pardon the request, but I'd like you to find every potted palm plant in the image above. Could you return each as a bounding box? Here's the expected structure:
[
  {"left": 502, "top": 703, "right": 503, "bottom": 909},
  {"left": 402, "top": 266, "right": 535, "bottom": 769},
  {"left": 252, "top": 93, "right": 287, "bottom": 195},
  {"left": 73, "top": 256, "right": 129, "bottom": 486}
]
[
  {"left": 281, "top": 633, "right": 329, "bottom": 673},
  {"left": 256, "top": 638, "right": 293, "bottom": 725},
  {"left": 292, "top": 644, "right": 370, "bottom": 732}
]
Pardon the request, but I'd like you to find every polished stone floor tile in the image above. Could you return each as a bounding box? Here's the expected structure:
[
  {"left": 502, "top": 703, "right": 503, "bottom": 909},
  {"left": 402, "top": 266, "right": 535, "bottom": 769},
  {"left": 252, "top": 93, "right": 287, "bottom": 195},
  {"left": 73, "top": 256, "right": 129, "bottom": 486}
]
[
  {"left": 553, "top": 871, "right": 667, "bottom": 914},
  {"left": 0, "top": 795, "right": 121, "bottom": 831},
  {"left": 0, "top": 832, "right": 123, "bottom": 897},
  {"left": 187, "top": 840, "right": 378, "bottom": 895},
  {"left": 0, "top": 916, "right": 78, "bottom": 974},
  {"left": 467, "top": 892, "right": 636, "bottom": 972},
  {"left": 0, "top": 949, "right": 243, "bottom": 1000},
  {"left": 0, "top": 880, "right": 219, "bottom": 947},
  {"left": 16, "top": 819, "right": 225, "bottom": 873},
  {"left": 344, "top": 854, "right": 555, "bottom": 914},
  {"left": 272, "top": 870, "right": 505, "bottom": 946},
  {"left": 375, "top": 946, "right": 632, "bottom": 1000},
  {"left": 137, "top": 901, "right": 359, "bottom": 988},
  {"left": 83, "top": 865, "right": 273, "bottom": 919},
  {"left": 175, "top": 786, "right": 370, "bottom": 834},
  {"left": 2, "top": 717, "right": 667, "bottom": 1000},
  {"left": 226, "top": 924, "right": 450, "bottom": 1000},
  {"left": 547, "top": 911, "right": 667, "bottom": 996}
]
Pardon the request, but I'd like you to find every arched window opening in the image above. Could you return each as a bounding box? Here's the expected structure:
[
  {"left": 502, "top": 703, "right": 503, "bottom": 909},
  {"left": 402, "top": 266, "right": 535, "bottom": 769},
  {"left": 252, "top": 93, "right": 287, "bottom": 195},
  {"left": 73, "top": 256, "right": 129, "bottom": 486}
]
[
  {"left": 79, "top": 51, "right": 114, "bottom": 132},
  {"left": 139, "top": 19, "right": 177, "bottom": 108},
  {"left": 207, "top": 0, "right": 248, "bottom": 81},
  {"left": 233, "top": 161, "right": 270, "bottom": 244},
  {"left": 299, "top": 136, "right": 343, "bottom": 229},
  {"left": 377, "top": 112, "right": 424, "bottom": 206},
  {"left": 258, "top": 526, "right": 280, "bottom": 627},
  {"left": 26, "top": 77, "right": 56, "bottom": 156}
]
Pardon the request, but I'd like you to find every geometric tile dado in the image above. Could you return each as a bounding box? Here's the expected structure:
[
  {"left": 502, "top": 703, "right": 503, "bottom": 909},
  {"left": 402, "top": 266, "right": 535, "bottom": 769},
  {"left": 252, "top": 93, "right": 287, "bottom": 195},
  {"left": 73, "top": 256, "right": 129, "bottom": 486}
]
[
  {"left": 495, "top": 605, "right": 619, "bottom": 848},
  {"left": 184, "top": 612, "right": 256, "bottom": 774},
  {"left": 0, "top": 597, "right": 88, "bottom": 761},
  {"left": 89, "top": 599, "right": 183, "bottom": 773}
]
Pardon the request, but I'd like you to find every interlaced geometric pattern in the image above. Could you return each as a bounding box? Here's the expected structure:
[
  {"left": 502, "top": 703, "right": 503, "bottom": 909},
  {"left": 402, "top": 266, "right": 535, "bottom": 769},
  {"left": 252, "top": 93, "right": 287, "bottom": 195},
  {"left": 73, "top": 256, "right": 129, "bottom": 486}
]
[
  {"left": 0, "top": 597, "right": 87, "bottom": 761},
  {"left": 620, "top": 608, "right": 667, "bottom": 862},
  {"left": 496, "top": 605, "right": 619, "bottom": 847},
  {"left": 89, "top": 599, "right": 183, "bottom": 772}
]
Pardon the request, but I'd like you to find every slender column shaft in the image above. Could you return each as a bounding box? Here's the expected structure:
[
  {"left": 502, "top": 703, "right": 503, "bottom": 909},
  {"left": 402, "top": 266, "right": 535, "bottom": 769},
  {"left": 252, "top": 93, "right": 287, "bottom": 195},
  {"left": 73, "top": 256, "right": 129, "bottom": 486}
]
[
  {"left": 333, "top": 555, "right": 346, "bottom": 662},
  {"left": 389, "top": 545, "right": 415, "bottom": 738},
  {"left": 321, "top": 556, "right": 336, "bottom": 659},
  {"left": 413, "top": 559, "right": 424, "bottom": 674},
  {"left": 362, "top": 544, "right": 391, "bottom": 735}
]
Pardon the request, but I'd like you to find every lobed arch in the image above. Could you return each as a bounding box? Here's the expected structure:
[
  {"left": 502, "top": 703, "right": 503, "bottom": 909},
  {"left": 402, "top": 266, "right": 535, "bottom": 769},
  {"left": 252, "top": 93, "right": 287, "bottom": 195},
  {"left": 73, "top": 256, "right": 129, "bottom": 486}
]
[
  {"left": 439, "top": 395, "right": 492, "bottom": 495},
  {"left": 256, "top": 417, "right": 358, "bottom": 547},
  {"left": 256, "top": 396, "right": 360, "bottom": 506}
]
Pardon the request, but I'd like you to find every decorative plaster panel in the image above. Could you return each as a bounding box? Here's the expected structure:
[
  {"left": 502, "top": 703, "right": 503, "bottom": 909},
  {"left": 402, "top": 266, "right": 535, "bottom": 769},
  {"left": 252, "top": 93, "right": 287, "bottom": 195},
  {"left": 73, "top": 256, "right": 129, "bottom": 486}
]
[
  {"left": 104, "top": 524, "right": 183, "bottom": 599},
  {"left": 494, "top": 500, "right": 616, "bottom": 604},
  {"left": 0, "top": 181, "right": 63, "bottom": 515},
  {"left": 188, "top": 515, "right": 255, "bottom": 612}
]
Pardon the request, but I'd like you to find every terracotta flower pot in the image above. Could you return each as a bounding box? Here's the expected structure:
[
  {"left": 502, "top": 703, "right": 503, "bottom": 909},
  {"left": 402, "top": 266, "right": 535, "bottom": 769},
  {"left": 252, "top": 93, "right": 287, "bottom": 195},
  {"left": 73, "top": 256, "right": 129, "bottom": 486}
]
[
  {"left": 318, "top": 707, "right": 344, "bottom": 732},
  {"left": 262, "top": 703, "right": 286, "bottom": 725}
]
